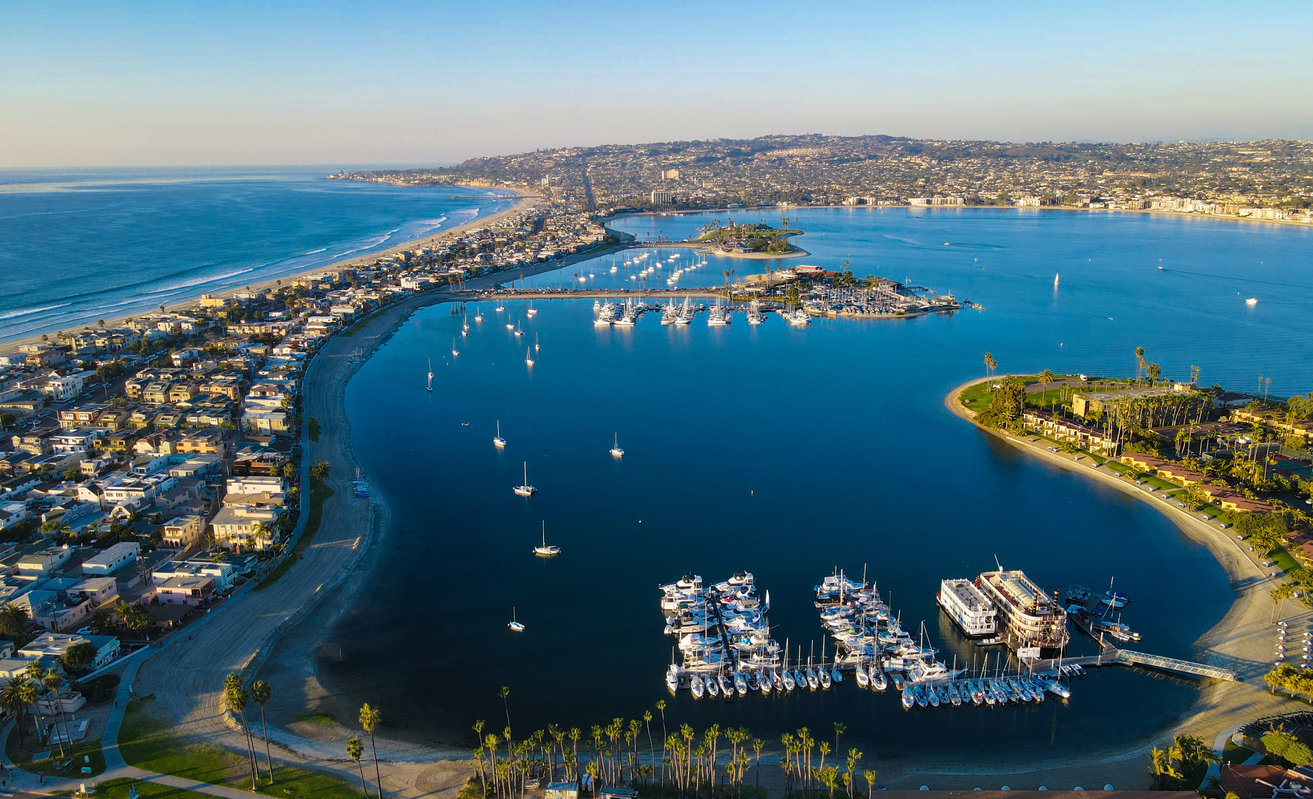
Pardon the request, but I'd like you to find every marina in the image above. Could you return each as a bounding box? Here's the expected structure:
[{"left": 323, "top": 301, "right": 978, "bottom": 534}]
[{"left": 660, "top": 572, "right": 784, "bottom": 697}]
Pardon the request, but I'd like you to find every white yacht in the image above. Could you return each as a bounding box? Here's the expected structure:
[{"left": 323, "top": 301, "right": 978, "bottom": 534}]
[
  {"left": 533, "top": 521, "right": 560, "bottom": 557},
  {"left": 937, "top": 578, "right": 998, "bottom": 637},
  {"left": 513, "top": 462, "right": 537, "bottom": 496},
  {"left": 747, "top": 301, "right": 766, "bottom": 325},
  {"left": 707, "top": 302, "right": 729, "bottom": 326},
  {"left": 493, "top": 421, "right": 506, "bottom": 449},
  {"left": 786, "top": 309, "right": 810, "bottom": 326},
  {"left": 610, "top": 433, "right": 624, "bottom": 459},
  {"left": 614, "top": 299, "right": 638, "bottom": 327}
]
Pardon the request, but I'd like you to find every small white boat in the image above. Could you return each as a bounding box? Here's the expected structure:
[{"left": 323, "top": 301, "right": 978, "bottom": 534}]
[
  {"left": 527, "top": 302, "right": 537, "bottom": 316},
  {"left": 452, "top": 338, "right": 459, "bottom": 357},
  {"left": 513, "top": 462, "right": 537, "bottom": 497},
  {"left": 1246, "top": 297, "right": 1259, "bottom": 306},
  {"left": 495, "top": 303, "right": 505, "bottom": 312},
  {"left": 705, "top": 672, "right": 720, "bottom": 697},
  {"left": 855, "top": 664, "right": 870, "bottom": 688},
  {"left": 426, "top": 359, "right": 433, "bottom": 392},
  {"left": 665, "top": 665, "right": 680, "bottom": 693},
  {"left": 610, "top": 433, "right": 624, "bottom": 459},
  {"left": 508, "top": 607, "right": 524, "bottom": 632},
  {"left": 901, "top": 688, "right": 915, "bottom": 709},
  {"left": 533, "top": 521, "right": 560, "bottom": 557},
  {"left": 719, "top": 673, "right": 734, "bottom": 696},
  {"left": 733, "top": 671, "right": 748, "bottom": 696},
  {"left": 782, "top": 668, "right": 796, "bottom": 692},
  {"left": 690, "top": 674, "right": 705, "bottom": 698},
  {"left": 494, "top": 421, "right": 506, "bottom": 449},
  {"left": 871, "top": 668, "right": 888, "bottom": 692},
  {"left": 1053, "top": 273, "right": 1060, "bottom": 287},
  {"left": 474, "top": 311, "right": 483, "bottom": 322},
  {"left": 526, "top": 347, "right": 535, "bottom": 366}
]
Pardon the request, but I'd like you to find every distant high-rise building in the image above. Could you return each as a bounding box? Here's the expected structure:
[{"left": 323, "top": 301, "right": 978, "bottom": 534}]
[
  {"left": 651, "top": 190, "right": 677, "bottom": 205},
  {"left": 662, "top": 169, "right": 680, "bottom": 180}
]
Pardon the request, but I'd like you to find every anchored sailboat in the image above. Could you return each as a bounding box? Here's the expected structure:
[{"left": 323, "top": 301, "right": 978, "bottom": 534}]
[
  {"left": 533, "top": 521, "right": 560, "bottom": 557},
  {"left": 426, "top": 360, "right": 433, "bottom": 392},
  {"left": 452, "top": 338, "right": 459, "bottom": 357},
  {"left": 525, "top": 347, "right": 535, "bottom": 366},
  {"left": 513, "top": 462, "right": 537, "bottom": 496},
  {"left": 610, "top": 433, "right": 624, "bottom": 459},
  {"left": 508, "top": 607, "right": 525, "bottom": 632},
  {"left": 494, "top": 421, "right": 506, "bottom": 449}
]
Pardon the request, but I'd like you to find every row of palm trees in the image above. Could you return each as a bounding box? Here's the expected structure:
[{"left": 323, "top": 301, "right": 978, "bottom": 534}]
[
  {"left": 466, "top": 696, "right": 872, "bottom": 799},
  {"left": 223, "top": 673, "right": 277, "bottom": 789},
  {"left": 0, "top": 662, "right": 78, "bottom": 757}
]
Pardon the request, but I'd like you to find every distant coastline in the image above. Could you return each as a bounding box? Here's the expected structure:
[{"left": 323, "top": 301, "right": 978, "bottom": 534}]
[{"left": 0, "top": 185, "right": 539, "bottom": 354}]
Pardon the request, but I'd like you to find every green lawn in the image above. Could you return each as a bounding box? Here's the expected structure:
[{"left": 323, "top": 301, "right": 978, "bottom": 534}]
[
  {"left": 308, "top": 418, "right": 321, "bottom": 442},
  {"left": 1271, "top": 546, "right": 1300, "bottom": 573},
  {"left": 255, "top": 476, "right": 333, "bottom": 591},
  {"left": 1222, "top": 739, "right": 1257, "bottom": 764},
  {"left": 119, "top": 696, "right": 365, "bottom": 799},
  {"left": 93, "top": 778, "right": 213, "bottom": 799},
  {"left": 956, "top": 381, "right": 994, "bottom": 412},
  {"left": 6, "top": 724, "right": 105, "bottom": 777}
]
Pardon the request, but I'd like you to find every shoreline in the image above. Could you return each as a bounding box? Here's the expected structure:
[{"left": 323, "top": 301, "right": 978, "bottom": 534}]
[
  {"left": 608, "top": 203, "right": 1313, "bottom": 230},
  {"left": 938, "top": 377, "right": 1302, "bottom": 782},
  {"left": 0, "top": 186, "right": 543, "bottom": 353}
]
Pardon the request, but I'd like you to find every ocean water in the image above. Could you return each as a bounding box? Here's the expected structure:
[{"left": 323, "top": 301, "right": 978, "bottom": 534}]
[
  {"left": 330, "top": 208, "right": 1313, "bottom": 758},
  {"left": 0, "top": 166, "right": 516, "bottom": 344}
]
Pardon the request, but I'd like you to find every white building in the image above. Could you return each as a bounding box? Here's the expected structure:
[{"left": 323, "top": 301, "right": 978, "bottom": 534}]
[{"left": 81, "top": 542, "right": 141, "bottom": 576}]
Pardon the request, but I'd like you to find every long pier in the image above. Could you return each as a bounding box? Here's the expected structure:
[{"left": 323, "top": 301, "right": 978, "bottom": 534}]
[{"left": 1027, "top": 646, "right": 1240, "bottom": 682}]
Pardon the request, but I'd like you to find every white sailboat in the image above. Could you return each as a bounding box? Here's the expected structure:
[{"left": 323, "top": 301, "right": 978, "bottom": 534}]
[
  {"left": 494, "top": 420, "right": 506, "bottom": 449},
  {"left": 534, "top": 333, "right": 540, "bottom": 353},
  {"left": 508, "top": 607, "right": 525, "bottom": 632},
  {"left": 1053, "top": 273, "right": 1060, "bottom": 287},
  {"left": 426, "top": 360, "right": 433, "bottom": 392},
  {"left": 452, "top": 338, "right": 459, "bottom": 357},
  {"left": 533, "top": 521, "right": 560, "bottom": 557},
  {"left": 513, "top": 462, "right": 537, "bottom": 496},
  {"left": 525, "top": 347, "right": 535, "bottom": 366},
  {"left": 610, "top": 433, "right": 624, "bottom": 459},
  {"left": 527, "top": 301, "right": 537, "bottom": 316}
]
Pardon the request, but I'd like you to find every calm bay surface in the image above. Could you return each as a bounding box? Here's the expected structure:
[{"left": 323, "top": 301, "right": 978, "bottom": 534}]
[
  {"left": 331, "top": 208, "right": 1312, "bottom": 759},
  {"left": 0, "top": 167, "right": 516, "bottom": 344}
]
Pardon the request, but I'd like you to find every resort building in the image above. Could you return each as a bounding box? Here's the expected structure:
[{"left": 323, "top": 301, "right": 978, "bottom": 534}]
[{"left": 1021, "top": 409, "right": 1118, "bottom": 456}]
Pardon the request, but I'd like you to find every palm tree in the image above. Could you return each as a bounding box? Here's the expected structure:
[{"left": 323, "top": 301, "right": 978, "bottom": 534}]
[
  {"left": 984, "top": 352, "right": 997, "bottom": 383},
  {"left": 499, "top": 686, "right": 511, "bottom": 730},
  {"left": 1038, "top": 368, "right": 1056, "bottom": 409},
  {"left": 348, "top": 737, "right": 369, "bottom": 797},
  {"left": 1271, "top": 583, "right": 1296, "bottom": 621},
  {"left": 42, "top": 669, "right": 75, "bottom": 757},
  {"left": 1146, "top": 363, "right": 1162, "bottom": 386},
  {"left": 1, "top": 676, "right": 32, "bottom": 743},
  {"left": 1135, "top": 347, "right": 1145, "bottom": 380},
  {"left": 864, "top": 769, "right": 878, "bottom": 799},
  {"left": 225, "top": 684, "right": 260, "bottom": 788},
  {"left": 360, "top": 703, "right": 384, "bottom": 799},
  {"left": 250, "top": 680, "right": 275, "bottom": 783},
  {"left": 26, "top": 662, "right": 62, "bottom": 756},
  {"left": 833, "top": 722, "right": 846, "bottom": 761}
]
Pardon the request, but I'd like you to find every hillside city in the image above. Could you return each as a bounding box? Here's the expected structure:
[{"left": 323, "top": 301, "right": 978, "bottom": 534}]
[{"left": 335, "top": 134, "right": 1313, "bottom": 223}]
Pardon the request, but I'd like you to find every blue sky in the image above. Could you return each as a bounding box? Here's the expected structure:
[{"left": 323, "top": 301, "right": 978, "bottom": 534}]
[{"left": 3, "top": 0, "right": 1311, "bottom": 166}]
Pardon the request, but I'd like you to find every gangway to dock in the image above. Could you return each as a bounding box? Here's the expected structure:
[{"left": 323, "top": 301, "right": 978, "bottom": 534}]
[
  {"left": 1026, "top": 646, "right": 1240, "bottom": 683},
  {"left": 1113, "top": 649, "right": 1241, "bottom": 682}
]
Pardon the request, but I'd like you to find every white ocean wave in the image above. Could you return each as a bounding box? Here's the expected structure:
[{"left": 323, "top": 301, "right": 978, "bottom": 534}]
[
  {"left": 0, "top": 302, "right": 70, "bottom": 321},
  {"left": 147, "top": 266, "right": 256, "bottom": 294},
  {"left": 303, "top": 247, "right": 328, "bottom": 255}
]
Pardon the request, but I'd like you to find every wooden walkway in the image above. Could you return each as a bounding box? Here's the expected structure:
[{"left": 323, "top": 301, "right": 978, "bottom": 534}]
[{"left": 1028, "top": 646, "right": 1241, "bottom": 682}]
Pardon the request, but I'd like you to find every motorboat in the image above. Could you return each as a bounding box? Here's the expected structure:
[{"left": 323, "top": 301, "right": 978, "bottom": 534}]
[
  {"left": 871, "top": 668, "right": 888, "bottom": 692},
  {"left": 513, "top": 462, "right": 537, "bottom": 496},
  {"left": 533, "top": 522, "right": 560, "bottom": 557},
  {"left": 705, "top": 672, "right": 720, "bottom": 697}
]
